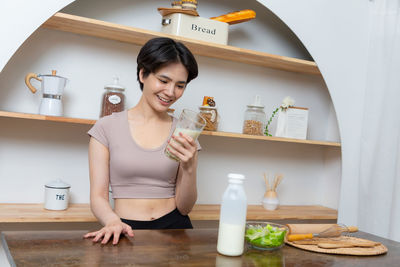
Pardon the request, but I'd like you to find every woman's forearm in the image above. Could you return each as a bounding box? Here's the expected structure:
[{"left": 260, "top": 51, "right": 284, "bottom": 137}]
[
  {"left": 90, "top": 195, "right": 120, "bottom": 226},
  {"left": 88, "top": 138, "right": 120, "bottom": 226},
  {"left": 175, "top": 154, "right": 198, "bottom": 215}
]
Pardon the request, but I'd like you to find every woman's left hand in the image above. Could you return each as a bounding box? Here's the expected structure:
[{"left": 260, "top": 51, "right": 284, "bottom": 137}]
[{"left": 167, "top": 132, "right": 197, "bottom": 168}]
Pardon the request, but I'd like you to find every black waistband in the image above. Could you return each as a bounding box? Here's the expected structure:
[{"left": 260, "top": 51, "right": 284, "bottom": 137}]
[{"left": 121, "top": 208, "right": 192, "bottom": 229}]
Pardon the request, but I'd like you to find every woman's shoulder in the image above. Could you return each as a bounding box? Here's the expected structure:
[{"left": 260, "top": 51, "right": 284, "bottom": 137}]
[
  {"left": 96, "top": 110, "right": 126, "bottom": 126},
  {"left": 88, "top": 111, "right": 126, "bottom": 146}
]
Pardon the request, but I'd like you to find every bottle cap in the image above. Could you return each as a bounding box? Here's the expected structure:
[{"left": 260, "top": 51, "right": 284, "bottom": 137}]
[
  {"left": 247, "top": 95, "right": 264, "bottom": 108},
  {"left": 105, "top": 76, "right": 125, "bottom": 91},
  {"left": 228, "top": 173, "right": 245, "bottom": 184}
]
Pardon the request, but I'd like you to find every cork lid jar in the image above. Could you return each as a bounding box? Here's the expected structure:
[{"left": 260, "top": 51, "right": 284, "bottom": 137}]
[{"left": 100, "top": 76, "right": 125, "bottom": 117}]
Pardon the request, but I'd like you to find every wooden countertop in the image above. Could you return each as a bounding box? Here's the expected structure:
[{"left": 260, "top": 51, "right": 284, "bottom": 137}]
[
  {"left": 1, "top": 229, "right": 398, "bottom": 266},
  {"left": 0, "top": 204, "right": 337, "bottom": 223}
]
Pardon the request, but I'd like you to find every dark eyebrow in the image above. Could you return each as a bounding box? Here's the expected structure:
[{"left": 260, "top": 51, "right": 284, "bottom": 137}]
[{"left": 157, "top": 74, "right": 187, "bottom": 85}]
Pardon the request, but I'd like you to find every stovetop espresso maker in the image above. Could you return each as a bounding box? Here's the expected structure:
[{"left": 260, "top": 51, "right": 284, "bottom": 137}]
[{"left": 25, "top": 70, "right": 68, "bottom": 116}]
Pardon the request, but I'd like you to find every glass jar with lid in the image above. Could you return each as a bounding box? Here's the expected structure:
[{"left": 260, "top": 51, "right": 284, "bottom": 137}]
[
  {"left": 171, "top": 1, "right": 182, "bottom": 9},
  {"left": 199, "top": 106, "right": 219, "bottom": 131},
  {"left": 100, "top": 76, "right": 125, "bottom": 117},
  {"left": 242, "top": 95, "right": 266, "bottom": 136},
  {"left": 199, "top": 96, "right": 219, "bottom": 131}
]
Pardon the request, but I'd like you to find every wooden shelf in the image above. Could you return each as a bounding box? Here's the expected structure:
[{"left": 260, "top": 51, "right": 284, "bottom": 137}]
[
  {"left": 201, "top": 131, "right": 340, "bottom": 147},
  {"left": 0, "top": 204, "right": 96, "bottom": 223},
  {"left": 41, "top": 13, "right": 320, "bottom": 75},
  {"left": 0, "top": 110, "right": 341, "bottom": 147},
  {"left": 0, "top": 110, "right": 95, "bottom": 125},
  {"left": 0, "top": 204, "right": 337, "bottom": 223}
]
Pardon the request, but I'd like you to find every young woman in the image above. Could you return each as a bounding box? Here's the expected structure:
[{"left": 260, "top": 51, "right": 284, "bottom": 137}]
[{"left": 84, "top": 37, "right": 200, "bottom": 245}]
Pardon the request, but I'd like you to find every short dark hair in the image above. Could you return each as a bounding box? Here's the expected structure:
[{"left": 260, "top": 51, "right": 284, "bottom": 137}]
[{"left": 137, "top": 37, "right": 198, "bottom": 91}]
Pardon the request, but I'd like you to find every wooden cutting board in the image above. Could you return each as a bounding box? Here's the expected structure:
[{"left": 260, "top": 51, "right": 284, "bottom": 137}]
[{"left": 286, "top": 236, "right": 387, "bottom": 256}]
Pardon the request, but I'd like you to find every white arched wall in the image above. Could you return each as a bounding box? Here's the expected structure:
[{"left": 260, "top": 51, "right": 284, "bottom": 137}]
[
  {"left": 1, "top": 0, "right": 348, "bottom": 221},
  {"left": 257, "top": 0, "right": 369, "bottom": 226},
  {"left": 0, "top": 0, "right": 74, "bottom": 73}
]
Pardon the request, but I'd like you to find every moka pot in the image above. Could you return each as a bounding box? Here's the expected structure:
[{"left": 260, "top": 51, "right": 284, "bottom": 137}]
[{"left": 25, "top": 70, "right": 68, "bottom": 116}]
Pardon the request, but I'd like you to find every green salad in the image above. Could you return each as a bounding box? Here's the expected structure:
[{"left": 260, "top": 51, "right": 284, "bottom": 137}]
[{"left": 245, "top": 224, "right": 287, "bottom": 248}]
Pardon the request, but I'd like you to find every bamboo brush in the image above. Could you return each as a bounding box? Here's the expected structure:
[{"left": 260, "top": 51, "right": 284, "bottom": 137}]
[
  {"left": 264, "top": 173, "right": 283, "bottom": 197},
  {"left": 262, "top": 173, "right": 283, "bottom": 210},
  {"left": 272, "top": 174, "right": 283, "bottom": 191},
  {"left": 263, "top": 173, "right": 270, "bottom": 192}
]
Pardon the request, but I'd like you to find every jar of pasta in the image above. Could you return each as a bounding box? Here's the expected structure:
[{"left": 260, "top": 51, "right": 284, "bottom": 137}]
[
  {"left": 242, "top": 95, "right": 266, "bottom": 135},
  {"left": 199, "top": 106, "right": 219, "bottom": 131},
  {"left": 100, "top": 77, "right": 125, "bottom": 117},
  {"left": 199, "top": 96, "right": 219, "bottom": 131}
]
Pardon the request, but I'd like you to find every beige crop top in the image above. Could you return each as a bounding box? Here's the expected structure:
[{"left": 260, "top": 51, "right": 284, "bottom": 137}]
[{"left": 88, "top": 110, "right": 201, "bottom": 199}]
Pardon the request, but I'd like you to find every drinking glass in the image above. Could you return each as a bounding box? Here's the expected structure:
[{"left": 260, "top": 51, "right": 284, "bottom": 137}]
[{"left": 165, "top": 109, "right": 206, "bottom": 161}]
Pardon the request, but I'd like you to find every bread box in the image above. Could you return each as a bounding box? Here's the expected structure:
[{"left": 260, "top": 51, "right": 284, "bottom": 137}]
[{"left": 161, "top": 13, "right": 229, "bottom": 45}]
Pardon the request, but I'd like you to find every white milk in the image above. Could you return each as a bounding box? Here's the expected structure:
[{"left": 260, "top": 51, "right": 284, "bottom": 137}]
[
  {"left": 173, "top": 127, "right": 201, "bottom": 140},
  {"left": 165, "top": 127, "right": 201, "bottom": 161},
  {"left": 217, "top": 222, "right": 246, "bottom": 256}
]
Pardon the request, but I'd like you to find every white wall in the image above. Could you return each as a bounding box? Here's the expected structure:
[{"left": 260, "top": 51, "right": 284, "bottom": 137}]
[{"left": 0, "top": 0, "right": 341, "bottom": 208}]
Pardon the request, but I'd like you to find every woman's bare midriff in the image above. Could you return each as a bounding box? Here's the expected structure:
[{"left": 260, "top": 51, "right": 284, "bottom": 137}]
[{"left": 114, "top": 197, "right": 177, "bottom": 221}]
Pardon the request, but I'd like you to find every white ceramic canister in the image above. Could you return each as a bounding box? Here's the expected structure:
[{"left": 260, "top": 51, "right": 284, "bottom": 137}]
[{"left": 44, "top": 179, "right": 71, "bottom": 210}]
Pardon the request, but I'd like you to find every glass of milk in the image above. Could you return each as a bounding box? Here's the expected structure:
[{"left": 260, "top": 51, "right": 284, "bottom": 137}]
[{"left": 164, "top": 109, "right": 206, "bottom": 161}]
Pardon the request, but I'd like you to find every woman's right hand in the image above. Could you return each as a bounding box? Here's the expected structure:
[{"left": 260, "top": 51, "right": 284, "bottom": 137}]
[{"left": 83, "top": 219, "right": 134, "bottom": 245}]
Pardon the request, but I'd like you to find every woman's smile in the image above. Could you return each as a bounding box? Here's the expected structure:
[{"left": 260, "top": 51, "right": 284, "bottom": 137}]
[
  {"left": 140, "top": 62, "right": 189, "bottom": 111},
  {"left": 157, "top": 94, "right": 173, "bottom": 105}
]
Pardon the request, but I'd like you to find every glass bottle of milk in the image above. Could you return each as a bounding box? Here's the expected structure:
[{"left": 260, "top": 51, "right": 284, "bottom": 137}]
[{"left": 217, "top": 173, "right": 247, "bottom": 256}]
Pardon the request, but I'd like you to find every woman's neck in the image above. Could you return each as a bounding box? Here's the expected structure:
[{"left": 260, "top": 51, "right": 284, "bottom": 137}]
[{"left": 129, "top": 97, "right": 170, "bottom": 122}]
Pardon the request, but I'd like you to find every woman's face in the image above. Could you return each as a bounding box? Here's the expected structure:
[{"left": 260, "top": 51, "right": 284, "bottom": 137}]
[{"left": 140, "top": 62, "right": 189, "bottom": 113}]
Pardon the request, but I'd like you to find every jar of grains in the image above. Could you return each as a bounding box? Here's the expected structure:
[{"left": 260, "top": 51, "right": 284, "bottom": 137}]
[
  {"left": 171, "top": 1, "right": 182, "bottom": 9},
  {"left": 242, "top": 95, "right": 266, "bottom": 136},
  {"left": 100, "top": 77, "right": 125, "bottom": 117}
]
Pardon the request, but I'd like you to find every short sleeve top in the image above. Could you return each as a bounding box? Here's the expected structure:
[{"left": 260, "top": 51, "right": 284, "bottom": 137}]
[{"left": 88, "top": 110, "right": 201, "bottom": 199}]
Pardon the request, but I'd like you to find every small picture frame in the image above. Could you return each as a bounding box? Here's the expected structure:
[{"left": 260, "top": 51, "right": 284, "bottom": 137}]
[{"left": 275, "top": 107, "right": 309, "bottom": 139}]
